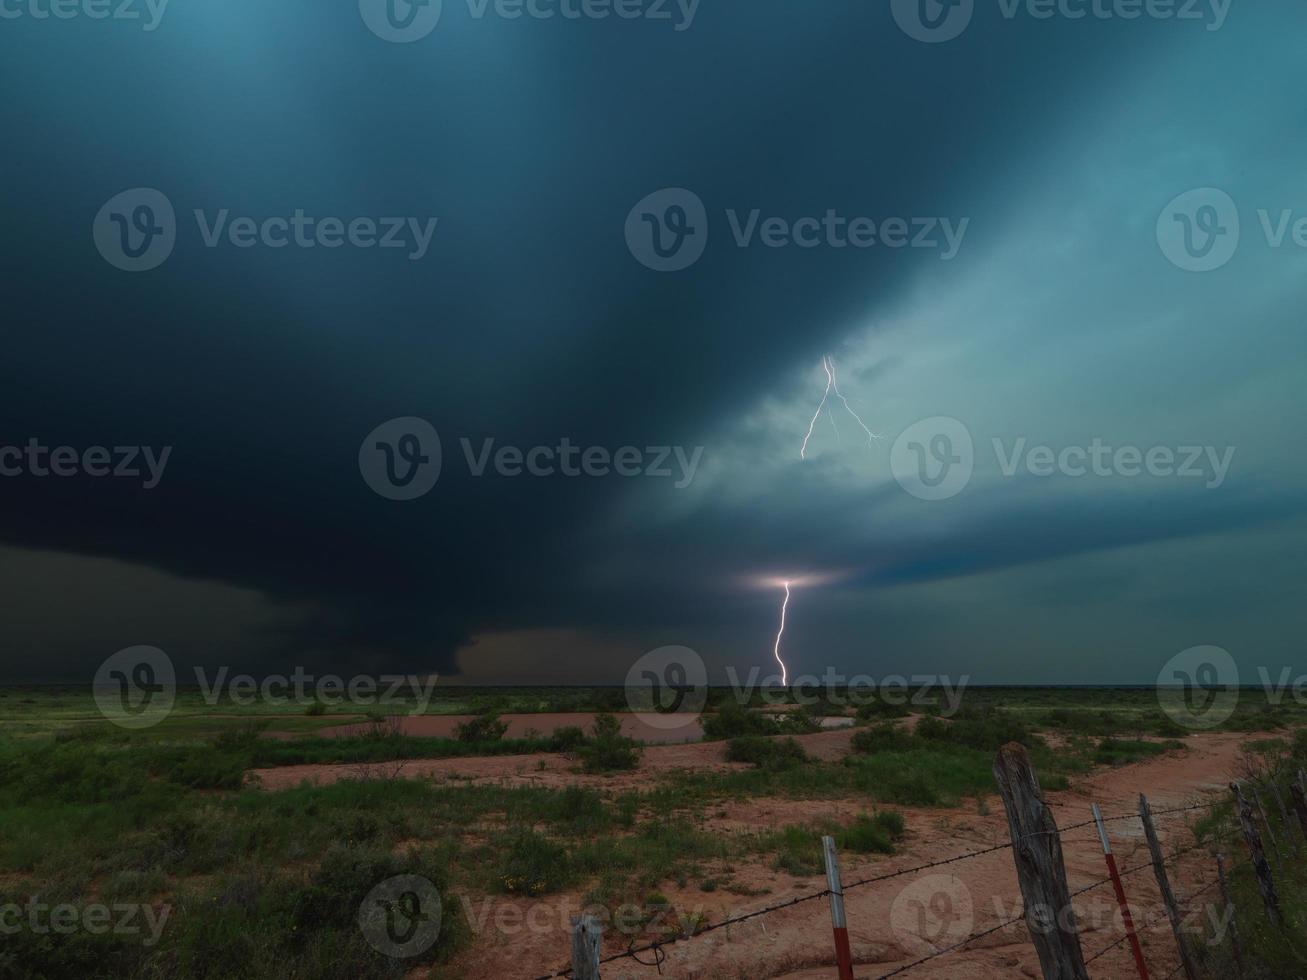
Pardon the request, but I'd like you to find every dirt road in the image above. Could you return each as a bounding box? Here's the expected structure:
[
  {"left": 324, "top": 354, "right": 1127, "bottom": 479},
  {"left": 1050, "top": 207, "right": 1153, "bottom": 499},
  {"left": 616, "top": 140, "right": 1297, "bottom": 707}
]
[{"left": 249, "top": 729, "right": 1255, "bottom": 979}]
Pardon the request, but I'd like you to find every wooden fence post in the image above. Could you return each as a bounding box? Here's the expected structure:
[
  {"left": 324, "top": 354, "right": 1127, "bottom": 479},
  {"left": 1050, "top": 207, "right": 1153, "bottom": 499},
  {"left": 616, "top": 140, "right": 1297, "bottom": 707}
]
[
  {"left": 1091, "top": 803, "right": 1150, "bottom": 979},
  {"left": 1138, "top": 795, "right": 1201, "bottom": 980},
  {"left": 993, "top": 743, "right": 1089, "bottom": 980},
  {"left": 1268, "top": 781, "right": 1298, "bottom": 857},
  {"left": 1215, "top": 853, "right": 1243, "bottom": 975},
  {"left": 570, "top": 913, "right": 601, "bottom": 980},
  {"left": 1251, "top": 787, "right": 1283, "bottom": 869},
  {"left": 1231, "top": 782, "right": 1283, "bottom": 926},
  {"left": 822, "top": 836, "right": 856, "bottom": 980},
  {"left": 1289, "top": 780, "right": 1307, "bottom": 844}
]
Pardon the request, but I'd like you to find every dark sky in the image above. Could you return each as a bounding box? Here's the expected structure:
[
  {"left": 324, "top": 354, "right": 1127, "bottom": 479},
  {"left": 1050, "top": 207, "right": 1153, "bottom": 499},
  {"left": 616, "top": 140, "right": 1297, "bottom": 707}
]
[{"left": 1, "top": 0, "right": 1303, "bottom": 685}]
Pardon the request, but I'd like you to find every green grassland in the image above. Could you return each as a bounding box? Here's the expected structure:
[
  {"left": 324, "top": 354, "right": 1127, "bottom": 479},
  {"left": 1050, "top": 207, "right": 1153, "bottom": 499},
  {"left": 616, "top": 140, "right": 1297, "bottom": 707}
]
[{"left": 1, "top": 685, "right": 1304, "bottom": 979}]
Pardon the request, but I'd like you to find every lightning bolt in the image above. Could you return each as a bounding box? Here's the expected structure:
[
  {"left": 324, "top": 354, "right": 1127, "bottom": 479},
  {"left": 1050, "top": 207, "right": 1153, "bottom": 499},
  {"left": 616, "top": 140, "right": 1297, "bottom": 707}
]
[
  {"left": 800, "top": 355, "right": 880, "bottom": 458},
  {"left": 772, "top": 580, "right": 791, "bottom": 686}
]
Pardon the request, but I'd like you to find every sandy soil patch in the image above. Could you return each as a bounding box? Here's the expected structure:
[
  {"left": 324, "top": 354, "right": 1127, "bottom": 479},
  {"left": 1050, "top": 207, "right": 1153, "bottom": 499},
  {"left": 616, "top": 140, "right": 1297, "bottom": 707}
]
[{"left": 252, "top": 728, "right": 1254, "bottom": 979}]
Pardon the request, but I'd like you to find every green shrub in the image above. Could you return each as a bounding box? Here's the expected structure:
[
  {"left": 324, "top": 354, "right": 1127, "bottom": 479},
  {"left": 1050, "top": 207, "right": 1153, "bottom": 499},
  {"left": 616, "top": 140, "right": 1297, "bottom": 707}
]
[
  {"left": 915, "top": 711, "right": 1037, "bottom": 751},
  {"left": 726, "top": 736, "right": 807, "bottom": 770},
  {"left": 498, "top": 832, "right": 573, "bottom": 896},
  {"left": 548, "top": 726, "right": 587, "bottom": 753},
  {"left": 701, "top": 703, "right": 780, "bottom": 740},
  {"left": 838, "top": 811, "right": 905, "bottom": 854},
  {"left": 453, "top": 712, "right": 508, "bottom": 743},
  {"left": 577, "top": 715, "right": 641, "bottom": 773},
  {"left": 851, "top": 723, "right": 916, "bottom": 754},
  {"left": 776, "top": 712, "right": 823, "bottom": 735},
  {"left": 855, "top": 700, "right": 912, "bottom": 722}
]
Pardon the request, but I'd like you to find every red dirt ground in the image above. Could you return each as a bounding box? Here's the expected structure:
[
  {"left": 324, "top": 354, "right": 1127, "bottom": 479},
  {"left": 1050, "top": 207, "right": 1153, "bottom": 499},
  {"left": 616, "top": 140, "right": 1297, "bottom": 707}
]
[{"left": 248, "top": 728, "right": 1255, "bottom": 980}]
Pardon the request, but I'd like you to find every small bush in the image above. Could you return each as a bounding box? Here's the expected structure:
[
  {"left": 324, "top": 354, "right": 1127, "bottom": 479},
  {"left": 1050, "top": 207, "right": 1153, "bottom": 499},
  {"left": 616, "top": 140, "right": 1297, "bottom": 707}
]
[
  {"left": 726, "top": 736, "right": 807, "bottom": 770},
  {"left": 454, "top": 712, "right": 509, "bottom": 743},
  {"left": 851, "top": 723, "right": 916, "bottom": 754},
  {"left": 548, "top": 726, "right": 587, "bottom": 753},
  {"left": 499, "top": 832, "right": 572, "bottom": 896},
  {"left": 577, "top": 715, "right": 641, "bottom": 773},
  {"left": 776, "top": 712, "right": 823, "bottom": 735},
  {"left": 839, "top": 811, "right": 905, "bottom": 854},
  {"left": 855, "top": 700, "right": 912, "bottom": 722},
  {"left": 701, "top": 703, "right": 780, "bottom": 740}
]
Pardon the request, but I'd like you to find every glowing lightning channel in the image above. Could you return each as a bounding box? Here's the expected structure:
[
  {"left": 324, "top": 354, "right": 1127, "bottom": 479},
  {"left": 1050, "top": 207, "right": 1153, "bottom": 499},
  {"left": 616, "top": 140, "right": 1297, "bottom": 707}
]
[
  {"left": 799, "top": 360, "right": 834, "bottom": 459},
  {"left": 827, "top": 357, "right": 882, "bottom": 447},
  {"left": 772, "top": 580, "right": 791, "bottom": 687},
  {"left": 799, "top": 356, "right": 881, "bottom": 458}
]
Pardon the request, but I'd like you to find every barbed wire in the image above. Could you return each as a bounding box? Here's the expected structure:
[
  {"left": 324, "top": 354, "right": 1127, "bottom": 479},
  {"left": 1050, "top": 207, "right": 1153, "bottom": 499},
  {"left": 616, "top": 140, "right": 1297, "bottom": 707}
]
[
  {"left": 529, "top": 793, "right": 1231, "bottom": 978},
  {"left": 872, "top": 911, "right": 1028, "bottom": 979}
]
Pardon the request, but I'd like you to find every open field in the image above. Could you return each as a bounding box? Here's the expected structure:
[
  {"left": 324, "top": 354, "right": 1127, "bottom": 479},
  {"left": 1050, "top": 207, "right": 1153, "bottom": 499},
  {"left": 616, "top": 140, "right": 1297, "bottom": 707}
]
[{"left": 3, "top": 686, "right": 1306, "bottom": 979}]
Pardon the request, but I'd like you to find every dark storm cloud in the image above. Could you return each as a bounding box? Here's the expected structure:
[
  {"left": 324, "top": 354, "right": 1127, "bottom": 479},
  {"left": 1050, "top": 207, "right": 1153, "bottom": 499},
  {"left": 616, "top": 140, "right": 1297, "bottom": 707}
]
[{"left": 1, "top": 1, "right": 1302, "bottom": 679}]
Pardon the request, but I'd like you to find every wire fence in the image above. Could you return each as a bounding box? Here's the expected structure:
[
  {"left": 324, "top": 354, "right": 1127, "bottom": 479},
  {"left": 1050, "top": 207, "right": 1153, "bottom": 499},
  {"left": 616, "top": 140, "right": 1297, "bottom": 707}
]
[{"left": 530, "top": 781, "right": 1246, "bottom": 980}]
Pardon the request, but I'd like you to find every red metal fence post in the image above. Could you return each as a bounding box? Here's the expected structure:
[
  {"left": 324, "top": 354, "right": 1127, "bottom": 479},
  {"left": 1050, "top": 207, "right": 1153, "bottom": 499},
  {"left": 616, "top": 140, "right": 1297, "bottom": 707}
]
[
  {"left": 1091, "top": 803, "right": 1151, "bottom": 980},
  {"left": 822, "top": 835, "right": 856, "bottom": 980}
]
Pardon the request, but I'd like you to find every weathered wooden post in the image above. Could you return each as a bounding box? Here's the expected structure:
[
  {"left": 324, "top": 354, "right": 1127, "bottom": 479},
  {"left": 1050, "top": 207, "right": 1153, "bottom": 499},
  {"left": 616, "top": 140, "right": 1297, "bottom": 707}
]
[
  {"left": 993, "top": 743, "right": 1089, "bottom": 980},
  {"left": 1215, "top": 853, "right": 1243, "bottom": 975},
  {"left": 1268, "top": 781, "right": 1298, "bottom": 856},
  {"left": 1289, "top": 780, "right": 1307, "bottom": 844},
  {"left": 1251, "top": 786, "right": 1283, "bottom": 869},
  {"left": 1231, "top": 782, "right": 1283, "bottom": 926},
  {"left": 822, "top": 836, "right": 856, "bottom": 980},
  {"left": 570, "top": 913, "right": 602, "bottom": 980},
  {"left": 1139, "top": 795, "right": 1201, "bottom": 980},
  {"left": 1091, "top": 803, "right": 1150, "bottom": 979}
]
